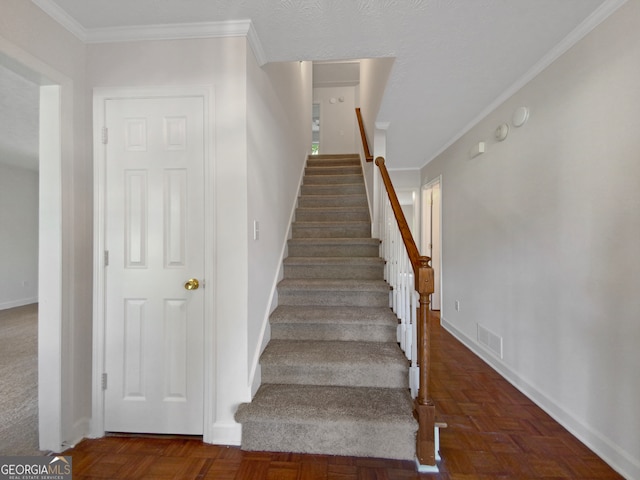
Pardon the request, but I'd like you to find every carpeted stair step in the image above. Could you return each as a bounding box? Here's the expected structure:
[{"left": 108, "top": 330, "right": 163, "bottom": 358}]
[
  {"left": 260, "top": 339, "right": 409, "bottom": 388},
  {"left": 277, "top": 279, "right": 389, "bottom": 307},
  {"left": 310, "top": 153, "right": 359, "bottom": 158},
  {"left": 305, "top": 165, "right": 363, "bottom": 176},
  {"left": 283, "top": 257, "right": 383, "bottom": 280},
  {"left": 307, "top": 159, "right": 360, "bottom": 169},
  {"left": 298, "top": 194, "right": 368, "bottom": 208},
  {"left": 306, "top": 158, "right": 361, "bottom": 168},
  {"left": 235, "top": 384, "right": 416, "bottom": 460},
  {"left": 287, "top": 238, "right": 380, "bottom": 257},
  {"left": 270, "top": 305, "right": 397, "bottom": 342},
  {"left": 301, "top": 183, "right": 365, "bottom": 196},
  {"left": 292, "top": 221, "right": 370, "bottom": 238},
  {"left": 304, "top": 173, "right": 364, "bottom": 185},
  {"left": 295, "top": 206, "right": 370, "bottom": 223}
]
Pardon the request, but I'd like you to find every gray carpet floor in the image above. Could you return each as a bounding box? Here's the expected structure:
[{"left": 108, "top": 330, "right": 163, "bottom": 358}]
[{"left": 0, "top": 303, "right": 42, "bottom": 455}]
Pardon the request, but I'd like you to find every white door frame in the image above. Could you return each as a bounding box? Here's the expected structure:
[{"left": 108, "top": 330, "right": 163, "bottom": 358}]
[
  {"left": 396, "top": 187, "right": 421, "bottom": 246},
  {"left": 92, "top": 86, "right": 216, "bottom": 441},
  {"left": 0, "top": 40, "right": 68, "bottom": 452},
  {"left": 422, "top": 176, "right": 443, "bottom": 311}
]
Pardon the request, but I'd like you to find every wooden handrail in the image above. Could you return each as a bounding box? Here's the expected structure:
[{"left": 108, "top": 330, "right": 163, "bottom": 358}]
[
  {"left": 355, "top": 108, "right": 373, "bottom": 162},
  {"left": 375, "top": 155, "right": 437, "bottom": 467},
  {"left": 374, "top": 157, "right": 421, "bottom": 267},
  {"left": 356, "top": 109, "right": 437, "bottom": 467}
]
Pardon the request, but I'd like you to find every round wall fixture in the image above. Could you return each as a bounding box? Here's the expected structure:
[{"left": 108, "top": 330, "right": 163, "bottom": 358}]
[
  {"left": 512, "top": 106, "right": 529, "bottom": 127},
  {"left": 495, "top": 123, "right": 509, "bottom": 142}
]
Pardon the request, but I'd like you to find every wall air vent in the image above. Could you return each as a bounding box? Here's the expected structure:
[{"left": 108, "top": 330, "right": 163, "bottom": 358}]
[{"left": 477, "top": 323, "right": 503, "bottom": 359}]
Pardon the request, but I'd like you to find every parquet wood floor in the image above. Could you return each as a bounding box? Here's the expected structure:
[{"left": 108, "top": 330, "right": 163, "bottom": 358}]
[{"left": 59, "top": 312, "right": 623, "bottom": 479}]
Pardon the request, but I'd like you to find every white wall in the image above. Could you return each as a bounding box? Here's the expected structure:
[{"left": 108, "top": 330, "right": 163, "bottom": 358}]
[
  {"left": 87, "top": 36, "right": 250, "bottom": 444},
  {"left": 246, "top": 58, "right": 312, "bottom": 395},
  {"left": 0, "top": 0, "right": 91, "bottom": 451},
  {"left": 389, "top": 170, "right": 421, "bottom": 242},
  {"left": 313, "top": 86, "right": 357, "bottom": 154},
  {"left": 421, "top": 2, "right": 640, "bottom": 478},
  {"left": 0, "top": 163, "right": 38, "bottom": 309},
  {"left": 358, "top": 58, "right": 395, "bottom": 213},
  {"left": 389, "top": 169, "right": 421, "bottom": 190}
]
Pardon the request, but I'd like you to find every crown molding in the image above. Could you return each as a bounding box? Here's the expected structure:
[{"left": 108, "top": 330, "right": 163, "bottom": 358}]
[
  {"left": 31, "top": 1, "right": 268, "bottom": 66},
  {"left": 32, "top": 0, "right": 88, "bottom": 41},
  {"left": 424, "top": 0, "right": 628, "bottom": 166},
  {"left": 245, "top": 21, "right": 267, "bottom": 67},
  {"left": 86, "top": 19, "right": 267, "bottom": 66}
]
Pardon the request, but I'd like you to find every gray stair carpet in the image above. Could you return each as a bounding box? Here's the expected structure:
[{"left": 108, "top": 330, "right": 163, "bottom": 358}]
[{"left": 235, "top": 154, "right": 416, "bottom": 460}]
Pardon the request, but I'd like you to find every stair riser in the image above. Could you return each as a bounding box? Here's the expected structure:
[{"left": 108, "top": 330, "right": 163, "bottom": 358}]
[
  {"left": 305, "top": 166, "right": 362, "bottom": 176},
  {"left": 301, "top": 184, "right": 365, "bottom": 196},
  {"left": 292, "top": 224, "right": 370, "bottom": 239},
  {"left": 298, "top": 195, "right": 368, "bottom": 208},
  {"left": 283, "top": 264, "right": 383, "bottom": 280},
  {"left": 304, "top": 174, "right": 364, "bottom": 185},
  {"left": 239, "top": 421, "right": 415, "bottom": 460},
  {"left": 271, "top": 323, "right": 396, "bottom": 342},
  {"left": 262, "top": 363, "right": 408, "bottom": 389},
  {"left": 278, "top": 290, "right": 389, "bottom": 307},
  {"left": 287, "top": 243, "right": 379, "bottom": 257},
  {"left": 295, "top": 210, "right": 370, "bottom": 222}
]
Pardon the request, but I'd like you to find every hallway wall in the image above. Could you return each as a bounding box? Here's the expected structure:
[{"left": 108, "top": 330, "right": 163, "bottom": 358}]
[
  {"left": 246, "top": 58, "right": 312, "bottom": 395},
  {"left": 421, "top": 2, "right": 640, "bottom": 478}
]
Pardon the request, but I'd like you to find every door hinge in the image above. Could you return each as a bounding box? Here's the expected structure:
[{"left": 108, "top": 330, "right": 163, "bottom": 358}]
[
  {"left": 102, "top": 126, "right": 108, "bottom": 145},
  {"left": 101, "top": 373, "right": 108, "bottom": 390},
  {"left": 104, "top": 250, "right": 109, "bottom": 266}
]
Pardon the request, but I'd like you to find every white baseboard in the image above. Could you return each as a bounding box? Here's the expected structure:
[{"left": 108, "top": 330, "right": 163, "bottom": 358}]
[
  {"left": 207, "top": 421, "right": 242, "bottom": 446},
  {"left": 60, "top": 416, "right": 91, "bottom": 450},
  {"left": 440, "top": 316, "right": 640, "bottom": 480},
  {"left": 0, "top": 297, "right": 38, "bottom": 310}
]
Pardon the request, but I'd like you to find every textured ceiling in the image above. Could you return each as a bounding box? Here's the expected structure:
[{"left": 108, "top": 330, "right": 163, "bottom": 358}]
[{"left": 6, "top": 0, "right": 621, "bottom": 170}]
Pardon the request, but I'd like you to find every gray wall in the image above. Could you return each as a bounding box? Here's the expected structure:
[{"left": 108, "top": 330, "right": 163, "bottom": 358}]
[
  {"left": 313, "top": 85, "right": 357, "bottom": 154},
  {"left": 0, "top": 163, "right": 38, "bottom": 309},
  {"left": 421, "top": 2, "right": 640, "bottom": 478},
  {"left": 246, "top": 58, "right": 312, "bottom": 394}
]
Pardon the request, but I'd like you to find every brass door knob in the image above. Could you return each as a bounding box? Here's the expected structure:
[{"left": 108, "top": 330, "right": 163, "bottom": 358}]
[{"left": 184, "top": 278, "right": 200, "bottom": 290}]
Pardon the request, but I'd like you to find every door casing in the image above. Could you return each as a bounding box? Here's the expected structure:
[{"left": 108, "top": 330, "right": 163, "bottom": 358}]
[
  {"left": 92, "top": 86, "right": 216, "bottom": 441},
  {"left": 422, "top": 176, "right": 442, "bottom": 311}
]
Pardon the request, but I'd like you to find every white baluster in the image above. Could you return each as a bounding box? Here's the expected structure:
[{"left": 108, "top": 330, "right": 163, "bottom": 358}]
[
  {"left": 375, "top": 172, "right": 425, "bottom": 397},
  {"left": 410, "top": 287, "right": 419, "bottom": 398}
]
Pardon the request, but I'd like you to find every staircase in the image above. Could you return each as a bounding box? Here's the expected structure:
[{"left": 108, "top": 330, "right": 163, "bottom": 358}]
[{"left": 235, "top": 154, "right": 417, "bottom": 460}]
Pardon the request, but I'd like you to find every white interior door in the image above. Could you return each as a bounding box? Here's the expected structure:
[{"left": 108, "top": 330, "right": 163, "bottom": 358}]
[{"left": 103, "top": 96, "right": 205, "bottom": 434}]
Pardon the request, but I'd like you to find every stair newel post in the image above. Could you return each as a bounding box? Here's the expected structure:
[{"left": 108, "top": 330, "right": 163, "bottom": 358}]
[{"left": 415, "top": 255, "right": 436, "bottom": 466}]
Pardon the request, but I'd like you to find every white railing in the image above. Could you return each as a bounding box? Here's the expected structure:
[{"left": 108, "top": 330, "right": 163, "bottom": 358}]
[{"left": 376, "top": 166, "right": 421, "bottom": 398}]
